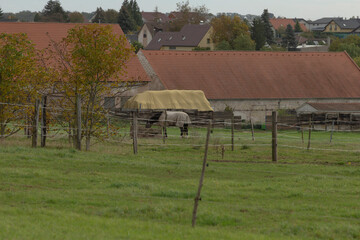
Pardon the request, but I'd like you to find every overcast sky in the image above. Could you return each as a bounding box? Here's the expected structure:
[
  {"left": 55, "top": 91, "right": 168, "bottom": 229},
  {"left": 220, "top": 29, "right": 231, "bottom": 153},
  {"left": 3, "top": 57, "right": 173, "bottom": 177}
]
[{"left": 1, "top": 0, "right": 359, "bottom": 20}]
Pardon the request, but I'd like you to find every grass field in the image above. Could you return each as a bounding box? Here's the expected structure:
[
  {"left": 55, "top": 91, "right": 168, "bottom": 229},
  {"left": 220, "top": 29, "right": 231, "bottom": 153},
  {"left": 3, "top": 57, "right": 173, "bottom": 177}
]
[{"left": 1, "top": 127, "right": 360, "bottom": 239}]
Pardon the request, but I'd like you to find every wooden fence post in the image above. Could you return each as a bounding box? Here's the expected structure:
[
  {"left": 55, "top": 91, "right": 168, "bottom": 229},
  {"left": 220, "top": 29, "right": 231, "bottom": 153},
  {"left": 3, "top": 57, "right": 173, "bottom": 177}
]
[
  {"left": 76, "top": 94, "right": 82, "bottom": 151},
  {"left": 32, "top": 99, "right": 40, "bottom": 148},
  {"left": 163, "top": 110, "right": 167, "bottom": 144},
  {"left": 41, "top": 95, "right": 47, "bottom": 147},
  {"left": 192, "top": 120, "right": 212, "bottom": 227},
  {"left": 330, "top": 120, "right": 334, "bottom": 143},
  {"left": 231, "top": 113, "right": 234, "bottom": 151},
  {"left": 307, "top": 116, "right": 312, "bottom": 150},
  {"left": 272, "top": 111, "right": 278, "bottom": 162},
  {"left": 301, "top": 127, "right": 304, "bottom": 144},
  {"left": 133, "top": 111, "right": 138, "bottom": 154},
  {"left": 250, "top": 118, "right": 255, "bottom": 141}
]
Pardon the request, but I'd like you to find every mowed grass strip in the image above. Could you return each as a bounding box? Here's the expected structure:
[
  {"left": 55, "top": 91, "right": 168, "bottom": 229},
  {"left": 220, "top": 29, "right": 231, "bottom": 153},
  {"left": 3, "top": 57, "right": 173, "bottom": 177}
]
[{"left": 0, "top": 129, "right": 360, "bottom": 239}]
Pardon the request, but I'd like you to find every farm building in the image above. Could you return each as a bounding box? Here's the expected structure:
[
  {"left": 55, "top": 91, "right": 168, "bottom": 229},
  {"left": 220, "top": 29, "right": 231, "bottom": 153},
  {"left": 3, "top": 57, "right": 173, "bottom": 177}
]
[
  {"left": 123, "top": 50, "right": 360, "bottom": 123},
  {"left": 0, "top": 22, "right": 150, "bottom": 108}
]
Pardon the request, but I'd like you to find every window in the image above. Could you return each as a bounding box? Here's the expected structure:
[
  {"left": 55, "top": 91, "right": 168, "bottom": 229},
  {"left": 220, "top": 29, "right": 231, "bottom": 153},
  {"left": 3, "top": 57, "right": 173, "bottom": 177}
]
[
  {"left": 329, "top": 25, "right": 333, "bottom": 31},
  {"left": 207, "top": 38, "right": 211, "bottom": 44},
  {"left": 169, "top": 46, "right": 176, "bottom": 50},
  {"left": 143, "top": 33, "right": 147, "bottom": 38},
  {"left": 334, "top": 25, "right": 337, "bottom": 31}
]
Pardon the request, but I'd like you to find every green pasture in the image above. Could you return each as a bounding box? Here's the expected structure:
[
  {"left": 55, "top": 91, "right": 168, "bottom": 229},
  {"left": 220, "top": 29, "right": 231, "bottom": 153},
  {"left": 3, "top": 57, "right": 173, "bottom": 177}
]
[{"left": 0, "top": 127, "right": 360, "bottom": 239}]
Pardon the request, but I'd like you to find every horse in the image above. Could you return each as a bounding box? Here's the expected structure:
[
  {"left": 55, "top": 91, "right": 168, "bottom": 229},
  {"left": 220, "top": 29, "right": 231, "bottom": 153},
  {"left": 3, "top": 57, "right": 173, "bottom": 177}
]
[{"left": 146, "top": 111, "right": 191, "bottom": 137}]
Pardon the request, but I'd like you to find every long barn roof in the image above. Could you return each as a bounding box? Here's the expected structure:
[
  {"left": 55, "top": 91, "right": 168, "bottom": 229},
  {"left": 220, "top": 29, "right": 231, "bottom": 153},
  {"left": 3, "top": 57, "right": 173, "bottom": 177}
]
[
  {"left": 140, "top": 50, "right": 360, "bottom": 100},
  {"left": 0, "top": 22, "right": 150, "bottom": 82}
]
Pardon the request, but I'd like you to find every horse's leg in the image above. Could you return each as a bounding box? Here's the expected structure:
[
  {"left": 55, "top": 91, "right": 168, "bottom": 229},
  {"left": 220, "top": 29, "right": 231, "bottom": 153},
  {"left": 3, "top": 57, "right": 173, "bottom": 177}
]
[
  {"left": 180, "top": 127, "right": 184, "bottom": 137},
  {"left": 184, "top": 124, "right": 188, "bottom": 136}
]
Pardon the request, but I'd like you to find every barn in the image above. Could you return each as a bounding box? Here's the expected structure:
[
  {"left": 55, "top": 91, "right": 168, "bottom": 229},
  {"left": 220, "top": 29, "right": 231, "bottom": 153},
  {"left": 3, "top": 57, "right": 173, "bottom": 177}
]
[{"left": 127, "top": 50, "right": 360, "bottom": 123}]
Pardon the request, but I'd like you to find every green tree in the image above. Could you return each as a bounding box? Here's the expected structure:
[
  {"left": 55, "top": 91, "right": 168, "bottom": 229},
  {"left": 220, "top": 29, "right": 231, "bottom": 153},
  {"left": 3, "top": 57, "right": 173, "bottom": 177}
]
[
  {"left": 294, "top": 20, "right": 303, "bottom": 32},
  {"left": 211, "top": 15, "right": 251, "bottom": 50},
  {"left": 104, "top": 9, "right": 119, "bottom": 23},
  {"left": 69, "top": 11, "right": 84, "bottom": 23},
  {"left": 251, "top": 17, "right": 266, "bottom": 50},
  {"left": 131, "top": 41, "right": 143, "bottom": 53},
  {"left": 129, "top": 0, "right": 143, "bottom": 27},
  {"left": 329, "top": 35, "right": 360, "bottom": 66},
  {"left": 354, "top": 57, "right": 360, "bottom": 67},
  {"left": 48, "top": 24, "right": 133, "bottom": 150},
  {"left": 282, "top": 24, "right": 296, "bottom": 49},
  {"left": 0, "top": 8, "right": 3, "bottom": 19},
  {"left": 39, "top": 0, "right": 69, "bottom": 22},
  {"left": 261, "top": 9, "right": 274, "bottom": 45},
  {"left": 92, "top": 7, "right": 105, "bottom": 23},
  {"left": 118, "top": 5, "right": 136, "bottom": 33},
  {"left": 233, "top": 34, "right": 255, "bottom": 51},
  {"left": 215, "top": 40, "right": 232, "bottom": 50}
]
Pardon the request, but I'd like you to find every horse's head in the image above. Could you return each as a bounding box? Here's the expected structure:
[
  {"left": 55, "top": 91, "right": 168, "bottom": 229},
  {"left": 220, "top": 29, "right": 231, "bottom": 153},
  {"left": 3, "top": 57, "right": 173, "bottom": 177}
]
[{"left": 146, "top": 112, "right": 162, "bottom": 128}]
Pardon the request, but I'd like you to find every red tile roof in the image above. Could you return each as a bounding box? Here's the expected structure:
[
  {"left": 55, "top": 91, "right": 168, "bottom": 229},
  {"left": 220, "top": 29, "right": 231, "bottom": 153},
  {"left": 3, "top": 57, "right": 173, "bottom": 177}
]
[
  {"left": 141, "top": 50, "right": 360, "bottom": 100},
  {"left": 270, "top": 18, "right": 307, "bottom": 31},
  {"left": 141, "top": 12, "right": 170, "bottom": 23},
  {"left": 0, "top": 22, "right": 150, "bottom": 82}
]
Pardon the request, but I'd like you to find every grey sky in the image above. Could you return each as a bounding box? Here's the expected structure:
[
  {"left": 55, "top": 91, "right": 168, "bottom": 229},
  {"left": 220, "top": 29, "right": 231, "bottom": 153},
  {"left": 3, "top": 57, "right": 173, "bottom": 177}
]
[{"left": 1, "top": 0, "right": 359, "bottom": 20}]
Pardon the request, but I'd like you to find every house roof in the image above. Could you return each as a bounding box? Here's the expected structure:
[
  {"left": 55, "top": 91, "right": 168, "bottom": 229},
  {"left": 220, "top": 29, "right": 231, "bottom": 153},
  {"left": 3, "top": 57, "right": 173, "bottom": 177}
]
[
  {"left": 145, "top": 24, "right": 211, "bottom": 50},
  {"left": 141, "top": 12, "right": 170, "bottom": 23},
  {"left": 270, "top": 18, "right": 307, "bottom": 31},
  {"left": 298, "top": 103, "right": 360, "bottom": 113},
  {"left": 331, "top": 19, "right": 360, "bottom": 29},
  {"left": 310, "top": 17, "right": 342, "bottom": 24},
  {"left": 0, "top": 22, "right": 150, "bottom": 82},
  {"left": 140, "top": 50, "right": 360, "bottom": 100}
]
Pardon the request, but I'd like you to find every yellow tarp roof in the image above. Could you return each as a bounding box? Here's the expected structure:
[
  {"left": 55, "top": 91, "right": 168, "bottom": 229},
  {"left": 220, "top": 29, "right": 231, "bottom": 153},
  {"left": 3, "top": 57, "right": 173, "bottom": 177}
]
[{"left": 123, "top": 90, "right": 213, "bottom": 111}]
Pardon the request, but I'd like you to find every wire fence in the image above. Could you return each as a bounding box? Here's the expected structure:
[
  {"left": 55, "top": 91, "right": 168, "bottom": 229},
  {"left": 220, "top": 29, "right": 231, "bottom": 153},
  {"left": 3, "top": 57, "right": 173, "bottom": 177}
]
[{"left": 2, "top": 100, "right": 360, "bottom": 165}]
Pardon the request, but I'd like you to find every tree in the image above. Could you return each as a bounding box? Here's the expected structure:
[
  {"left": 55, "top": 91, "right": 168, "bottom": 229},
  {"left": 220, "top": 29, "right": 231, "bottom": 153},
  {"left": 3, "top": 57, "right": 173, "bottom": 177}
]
[
  {"left": 211, "top": 15, "right": 252, "bottom": 50},
  {"left": 329, "top": 35, "right": 360, "bottom": 67},
  {"left": 261, "top": 9, "right": 274, "bottom": 45},
  {"left": 0, "top": 33, "right": 50, "bottom": 139},
  {"left": 131, "top": 41, "right": 143, "bottom": 53},
  {"left": 215, "top": 40, "right": 232, "bottom": 50},
  {"left": 104, "top": 9, "right": 119, "bottom": 23},
  {"left": 129, "top": 0, "right": 143, "bottom": 27},
  {"left": 38, "top": 0, "right": 69, "bottom": 22},
  {"left": 69, "top": 11, "right": 84, "bottom": 23},
  {"left": 92, "top": 7, "right": 105, "bottom": 23},
  {"left": 169, "top": 1, "right": 209, "bottom": 31},
  {"left": 118, "top": 5, "right": 136, "bottom": 33},
  {"left": 233, "top": 34, "right": 255, "bottom": 51},
  {"left": 294, "top": 20, "right": 303, "bottom": 32},
  {"left": 251, "top": 17, "right": 266, "bottom": 50},
  {"left": 0, "top": 8, "right": 3, "bottom": 19},
  {"left": 282, "top": 24, "right": 296, "bottom": 49},
  {"left": 48, "top": 24, "right": 133, "bottom": 150}
]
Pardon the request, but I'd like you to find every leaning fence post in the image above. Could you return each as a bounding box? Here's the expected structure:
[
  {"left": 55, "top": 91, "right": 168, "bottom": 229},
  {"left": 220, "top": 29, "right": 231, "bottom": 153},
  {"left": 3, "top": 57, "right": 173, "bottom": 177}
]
[
  {"left": 32, "top": 99, "right": 40, "bottom": 148},
  {"left": 163, "top": 110, "right": 167, "bottom": 144},
  {"left": 41, "top": 95, "right": 47, "bottom": 147},
  {"left": 272, "top": 111, "right": 278, "bottom": 162},
  {"left": 132, "top": 111, "right": 138, "bottom": 154},
  {"left": 192, "top": 120, "right": 212, "bottom": 227}
]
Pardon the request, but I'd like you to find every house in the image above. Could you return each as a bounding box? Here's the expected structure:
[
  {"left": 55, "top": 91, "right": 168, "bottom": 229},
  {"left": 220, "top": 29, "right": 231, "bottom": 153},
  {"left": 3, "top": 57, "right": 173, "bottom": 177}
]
[
  {"left": 323, "top": 18, "right": 360, "bottom": 35},
  {"left": 130, "top": 50, "right": 360, "bottom": 123},
  {"left": 270, "top": 18, "right": 307, "bottom": 37},
  {"left": 138, "top": 22, "right": 169, "bottom": 48},
  {"left": 307, "top": 17, "right": 342, "bottom": 31},
  {"left": 0, "top": 22, "right": 150, "bottom": 108},
  {"left": 141, "top": 11, "right": 170, "bottom": 24},
  {"left": 145, "top": 24, "right": 215, "bottom": 51}
]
